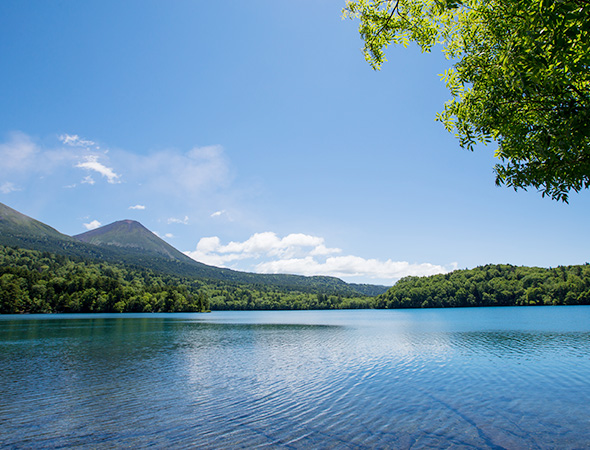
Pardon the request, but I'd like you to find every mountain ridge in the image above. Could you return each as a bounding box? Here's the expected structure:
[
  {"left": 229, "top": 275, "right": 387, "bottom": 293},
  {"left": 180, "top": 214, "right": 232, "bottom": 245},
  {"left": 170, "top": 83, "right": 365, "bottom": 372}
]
[
  {"left": 74, "top": 219, "right": 195, "bottom": 263},
  {"left": 0, "top": 202, "right": 388, "bottom": 296},
  {"left": 0, "top": 202, "right": 75, "bottom": 242}
]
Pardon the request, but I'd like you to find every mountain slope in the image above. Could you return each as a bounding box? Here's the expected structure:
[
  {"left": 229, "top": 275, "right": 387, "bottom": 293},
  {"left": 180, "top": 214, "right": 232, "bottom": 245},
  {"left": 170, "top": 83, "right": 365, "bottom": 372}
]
[
  {"left": 0, "top": 203, "right": 208, "bottom": 268},
  {"left": 71, "top": 218, "right": 386, "bottom": 294},
  {"left": 74, "top": 220, "right": 195, "bottom": 262},
  {"left": 0, "top": 202, "right": 73, "bottom": 242},
  {"left": 0, "top": 202, "right": 389, "bottom": 296},
  {"left": 0, "top": 202, "right": 100, "bottom": 258}
]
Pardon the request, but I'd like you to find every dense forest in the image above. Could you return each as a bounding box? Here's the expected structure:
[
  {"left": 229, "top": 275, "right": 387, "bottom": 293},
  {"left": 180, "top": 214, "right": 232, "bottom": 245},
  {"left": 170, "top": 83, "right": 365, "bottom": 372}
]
[
  {"left": 375, "top": 264, "right": 590, "bottom": 309},
  {"left": 2, "top": 245, "right": 590, "bottom": 314},
  {"left": 0, "top": 201, "right": 387, "bottom": 298},
  {"left": 0, "top": 246, "right": 373, "bottom": 314}
]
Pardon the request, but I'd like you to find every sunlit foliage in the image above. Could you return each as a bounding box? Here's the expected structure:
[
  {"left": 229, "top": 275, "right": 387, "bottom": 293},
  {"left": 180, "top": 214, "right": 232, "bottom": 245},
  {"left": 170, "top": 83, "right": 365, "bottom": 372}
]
[
  {"left": 344, "top": 0, "right": 590, "bottom": 201},
  {"left": 376, "top": 263, "right": 590, "bottom": 308},
  {"left": 0, "top": 246, "right": 374, "bottom": 313}
]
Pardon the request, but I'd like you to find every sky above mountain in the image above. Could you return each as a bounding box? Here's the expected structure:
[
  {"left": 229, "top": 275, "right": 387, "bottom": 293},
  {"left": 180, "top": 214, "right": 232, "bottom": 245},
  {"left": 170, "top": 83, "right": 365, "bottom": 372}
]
[{"left": 1, "top": 0, "right": 589, "bottom": 286}]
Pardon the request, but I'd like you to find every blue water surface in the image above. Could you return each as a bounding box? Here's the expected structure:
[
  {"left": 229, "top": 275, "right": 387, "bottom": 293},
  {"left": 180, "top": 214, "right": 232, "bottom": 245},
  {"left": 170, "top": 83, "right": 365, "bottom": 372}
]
[{"left": 1, "top": 306, "right": 589, "bottom": 448}]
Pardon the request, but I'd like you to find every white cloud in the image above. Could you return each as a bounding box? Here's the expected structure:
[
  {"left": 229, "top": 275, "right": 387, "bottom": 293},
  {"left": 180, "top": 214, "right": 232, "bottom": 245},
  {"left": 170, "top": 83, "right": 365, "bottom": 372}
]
[
  {"left": 0, "top": 133, "right": 233, "bottom": 211},
  {"left": 123, "top": 144, "right": 231, "bottom": 198},
  {"left": 83, "top": 220, "right": 102, "bottom": 230},
  {"left": 76, "top": 155, "right": 120, "bottom": 184},
  {"left": 168, "top": 215, "right": 189, "bottom": 225},
  {"left": 0, "top": 182, "right": 20, "bottom": 194},
  {"left": 255, "top": 256, "right": 449, "bottom": 281},
  {"left": 129, "top": 204, "right": 146, "bottom": 210},
  {"left": 195, "top": 236, "right": 221, "bottom": 252},
  {"left": 0, "top": 132, "right": 118, "bottom": 185},
  {"left": 0, "top": 132, "right": 40, "bottom": 172},
  {"left": 183, "top": 232, "right": 450, "bottom": 283},
  {"left": 152, "top": 230, "right": 175, "bottom": 239},
  {"left": 60, "top": 137, "right": 230, "bottom": 196},
  {"left": 310, "top": 244, "right": 341, "bottom": 256},
  {"left": 210, "top": 209, "right": 236, "bottom": 222},
  {"left": 0, "top": 132, "right": 115, "bottom": 186},
  {"left": 81, "top": 175, "right": 95, "bottom": 185},
  {"left": 191, "top": 232, "right": 341, "bottom": 260},
  {"left": 59, "top": 134, "right": 97, "bottom": 148}
]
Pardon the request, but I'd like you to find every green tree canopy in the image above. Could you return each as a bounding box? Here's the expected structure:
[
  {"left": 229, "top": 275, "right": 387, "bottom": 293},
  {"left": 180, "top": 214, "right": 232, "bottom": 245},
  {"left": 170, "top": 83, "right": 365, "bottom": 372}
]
[{"left": 344, "top": 0, "right": 590, "bottom": 201}]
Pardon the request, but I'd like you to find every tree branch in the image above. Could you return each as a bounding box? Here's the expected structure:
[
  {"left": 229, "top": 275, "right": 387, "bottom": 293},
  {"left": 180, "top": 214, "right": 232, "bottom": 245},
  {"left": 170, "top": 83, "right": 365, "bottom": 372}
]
[{"left": 367, "top": 0, "right": 401, "bottom": 46}]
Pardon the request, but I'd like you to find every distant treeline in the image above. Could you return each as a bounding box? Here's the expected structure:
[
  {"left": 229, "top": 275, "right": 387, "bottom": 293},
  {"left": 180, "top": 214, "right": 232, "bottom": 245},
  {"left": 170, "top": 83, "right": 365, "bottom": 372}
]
[
  {"left": 375, "top": 264, "right": 590, "bottom": 309},
  {"left": 3, "top": 246, "right": 590, "bottom": 314},
  {"left": 0, "top": 228, "right": 385, "bottom": 298},
  {"left": 0, "top": 246, "right": 210, "bottom": 314},
  {"left": 0, "top": 246, "right": 373, "bottom": 313}
]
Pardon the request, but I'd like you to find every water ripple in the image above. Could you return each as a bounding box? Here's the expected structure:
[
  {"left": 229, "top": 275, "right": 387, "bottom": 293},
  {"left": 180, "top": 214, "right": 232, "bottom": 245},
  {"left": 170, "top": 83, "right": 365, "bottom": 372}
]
[{"left": 1, "top": 308, "right": 590, "bottom": 448}]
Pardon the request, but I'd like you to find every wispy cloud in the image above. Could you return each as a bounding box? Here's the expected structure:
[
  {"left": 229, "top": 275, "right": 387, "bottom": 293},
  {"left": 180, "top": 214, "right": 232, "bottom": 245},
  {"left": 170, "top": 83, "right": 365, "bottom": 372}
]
[
  {"left": 83, "top": 220, "right": 102, "bottom": 230},
  {"left": 123, "top": 145, "right": 231, "bottom": 199},
  {"left": 210, "top": 209, "right": 235, "bottom": 222},
  {"left": 81, "top": 175, "right": 95, "bottom": 185},
  {"left": 59, "top": 134, "right": 97, "bottom": 149},
  {"left": 0, "top": 133, "right": 233, "bottom": 212},
  {"left": 0, "top": 132, "right": 118, "bottom": 189},
  {"left": 0, "top": 182, "right": 20, "bottom": 194},
  {"left": 75, "top": 155, "right": 120, "bottom": 184},
  {"left": 185, "top": 232, "right": 453, "bottom": 283},
  {"left": 153, "top": 231, "right": 174, "bottom": 239},
  {"left": 168, "top": 215, "right": 189, "bottom": 225},
  {"left": 191, "top": 232, "right": 340, "bottom": 260},
  {"left": 129, "top": 204, "right": 146, "bottom": 210},
  {"left": 0, "top": 132, "right": 41, "bottom": 172},
  {"left": 256, "top": 256, "right": 452, "bottom": 281}
]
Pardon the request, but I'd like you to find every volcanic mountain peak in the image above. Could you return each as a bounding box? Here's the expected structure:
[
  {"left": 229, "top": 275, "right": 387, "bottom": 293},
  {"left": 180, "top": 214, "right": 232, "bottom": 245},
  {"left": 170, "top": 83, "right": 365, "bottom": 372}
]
[
  {"left": 74, "top": 219, "right": 192, "bottom": 262},
  {"left": 0, "top": 202, "right": 388, "bottom": 296}
]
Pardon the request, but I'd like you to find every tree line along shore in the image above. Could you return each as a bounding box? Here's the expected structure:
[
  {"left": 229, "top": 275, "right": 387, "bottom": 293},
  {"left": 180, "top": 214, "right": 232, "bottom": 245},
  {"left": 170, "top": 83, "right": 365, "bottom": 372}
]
[{"left": 1, "top": 245, "right": 589, "bottom": 314}]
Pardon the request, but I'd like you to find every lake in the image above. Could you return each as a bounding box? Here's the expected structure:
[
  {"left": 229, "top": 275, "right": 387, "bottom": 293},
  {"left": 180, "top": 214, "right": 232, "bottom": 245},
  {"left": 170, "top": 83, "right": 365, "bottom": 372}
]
[{"left": 1, "top": 306, "right": 589, "bottom": 448}]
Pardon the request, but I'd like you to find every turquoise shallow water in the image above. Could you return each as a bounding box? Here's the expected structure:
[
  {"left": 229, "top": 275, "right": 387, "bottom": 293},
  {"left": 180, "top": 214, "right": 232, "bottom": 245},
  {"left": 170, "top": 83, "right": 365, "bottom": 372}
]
[{"left": 1, "top": 306, "right": 589, "bottom": 448}]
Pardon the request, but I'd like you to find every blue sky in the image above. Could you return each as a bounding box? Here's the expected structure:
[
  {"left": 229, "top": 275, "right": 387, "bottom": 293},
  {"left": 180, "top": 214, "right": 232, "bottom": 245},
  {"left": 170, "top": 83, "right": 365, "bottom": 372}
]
[{"left": 1, "top": 0, "right": 589, "bottom": 286}]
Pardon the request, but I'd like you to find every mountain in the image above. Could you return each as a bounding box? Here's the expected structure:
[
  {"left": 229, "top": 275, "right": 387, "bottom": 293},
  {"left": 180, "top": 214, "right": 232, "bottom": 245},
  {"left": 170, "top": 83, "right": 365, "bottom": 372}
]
[
  {"left": 72, "top": 219, "right": 387, "bottom": 295},
  {"left": 0, "top": 202, "right": 74, "bottom": 242},
  {"left": 74, "top": 220, "right": 195, "bottom": 263},
  {"left": 0, "top": 202, "right": 167, "bottom": 263},
  {"left": 0, "top": 202, "right": 211, "bottom": 272},
  {"left": 0, "top": 202, "right": 388, "bottom": 296},
  {"left": 0, "top": 202, "right": 102, "bottom": 258}
]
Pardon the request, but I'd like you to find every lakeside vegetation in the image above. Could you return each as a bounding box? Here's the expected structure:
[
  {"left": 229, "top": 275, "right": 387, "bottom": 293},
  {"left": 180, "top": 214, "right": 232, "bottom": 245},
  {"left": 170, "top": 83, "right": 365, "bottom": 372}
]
[
  {"left": 376, "top": 264, "right": 590, "bottom": 309},
  {"left": 0, "top": 246, "right": 373, "bottom": 314},
  {"left": 0, "top": 201, "right": 386, "bottom": 299},
  {"left": 2, "top": 245, "right": 590, "bottom": 314}
]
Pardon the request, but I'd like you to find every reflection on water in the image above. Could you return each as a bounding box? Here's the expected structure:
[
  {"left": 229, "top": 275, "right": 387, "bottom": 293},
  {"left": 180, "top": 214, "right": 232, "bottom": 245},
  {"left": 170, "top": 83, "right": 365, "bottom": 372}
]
[{"left": 1, "top": 307, "right": 590, "bottom": 448}]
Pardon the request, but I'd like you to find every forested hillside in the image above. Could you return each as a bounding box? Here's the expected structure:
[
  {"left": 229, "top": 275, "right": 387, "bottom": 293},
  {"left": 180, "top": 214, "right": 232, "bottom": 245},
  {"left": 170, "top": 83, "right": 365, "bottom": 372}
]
[
  {"left": 375, "top": 264, "right": 590, "bottom": 309},
  {"left": 0, "top": 202, "right": 387, "bottom": 297},
  {"left": 3, "top": 244, "right": 589, "bottom": 314},
  {"left": 0, "top": 246, "right": 373, "bottom": 313}
]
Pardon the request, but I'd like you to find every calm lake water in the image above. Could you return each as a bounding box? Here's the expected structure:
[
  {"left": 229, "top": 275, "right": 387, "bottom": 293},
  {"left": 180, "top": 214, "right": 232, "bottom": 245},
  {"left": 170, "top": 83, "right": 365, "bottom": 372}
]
[{"left": 1, "top": 307, "right": 589, "bottom": 449}]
